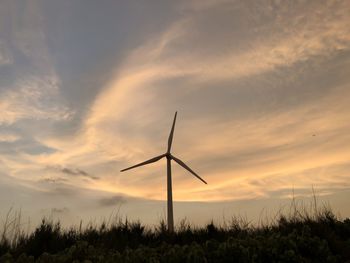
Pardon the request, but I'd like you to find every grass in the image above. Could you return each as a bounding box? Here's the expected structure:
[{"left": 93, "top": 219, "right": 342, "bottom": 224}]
[{"left": 0, "top": 199, "right": 350, "bottom": 262}]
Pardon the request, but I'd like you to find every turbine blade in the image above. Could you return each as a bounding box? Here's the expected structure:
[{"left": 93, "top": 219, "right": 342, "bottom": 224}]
[
  {"left": 120, "top": 154, "right": 165, "bottom": 172},
  {"left": 171, "top": 155, "right": 207, "bottom": 184},
  {"left": 167, "top": 112, "right": 177, "bottom": 153}
]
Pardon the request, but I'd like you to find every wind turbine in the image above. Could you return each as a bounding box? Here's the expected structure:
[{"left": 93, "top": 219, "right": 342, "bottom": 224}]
[{"left": 120, "top": 112, "right": 207, "bottom": 232}]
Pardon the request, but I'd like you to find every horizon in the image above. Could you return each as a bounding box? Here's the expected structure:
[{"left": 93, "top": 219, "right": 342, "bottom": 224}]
[{"left": 0, "top": 0, "right": 350, "bottom": 228}]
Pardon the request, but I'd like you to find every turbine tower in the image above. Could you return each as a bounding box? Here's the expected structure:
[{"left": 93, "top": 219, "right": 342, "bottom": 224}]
[{"left": 120, "top": 112, "right": 207, "bottom": 232}]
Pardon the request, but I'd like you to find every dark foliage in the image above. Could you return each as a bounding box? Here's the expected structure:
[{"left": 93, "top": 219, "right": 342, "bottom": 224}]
[{"left": 1, "top": 208, "right": 350, "bottom": 262}]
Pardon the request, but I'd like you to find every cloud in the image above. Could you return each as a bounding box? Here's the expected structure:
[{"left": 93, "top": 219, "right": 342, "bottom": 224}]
[
  {"left": 51, "top": 207, "right": 70, "bottom": 214},
  {"left": 0, "top": 76, "right": 74, "bottom": 125},
  {"left": 0, "top": 41, "right": 12, "bottom": 65},
  {"left": 0, "top": 1, "right": 74, "bottom": 125},
  {"left": 0, "top": 136, "right": 57, "bottom": 155},
  {"left": 1, "top": 0, "right": 350, "bottom": 210},
  {"left": 84, "top": 0, "right": 350, "bottom": 129},
  {"left": 44, "top": 186, "right": 78, "bottom": 197},
  {"left": 39, "top": 177, "right": 68, "bottom": 184},
  {"left": 62, "top": 168, "right": 87, "bottom": 176},
  {"left": 98, "top": 195, "right": 127, "bottom": 207},
  {"left": 62, "top": 0, "right": 350, "bottom": 203},
  {"left": 106, "top": 0, "right": 350, "bottom": 86},
  {"left": 47, "top": 166, "right": 99, "bottom": 181},
  {"left": 62, "top": 168, "right": 99, "bottom": 180},
  {"left": 0, "top": 133, "right": 20, "bottom": 143},
  {"left": 0, "top": 0, "right": 77, "bottom": 191}
]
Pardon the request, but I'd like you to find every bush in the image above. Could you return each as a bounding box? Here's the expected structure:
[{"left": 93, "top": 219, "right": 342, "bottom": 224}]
[{"left": 0, "top": 207, "right": 349, "bottom": 262}]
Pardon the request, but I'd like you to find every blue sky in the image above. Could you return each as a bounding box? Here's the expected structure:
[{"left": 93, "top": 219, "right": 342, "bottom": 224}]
[{"left": 0, "top": 0, "right": 350, "bottom": 227}]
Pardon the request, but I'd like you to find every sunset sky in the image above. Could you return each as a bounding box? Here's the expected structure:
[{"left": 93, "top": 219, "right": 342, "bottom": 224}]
[{"left": 0, "top": 0, "right": 350, "bottom": 227}]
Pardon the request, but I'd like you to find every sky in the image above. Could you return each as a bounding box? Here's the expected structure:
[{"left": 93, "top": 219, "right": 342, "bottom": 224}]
[{"left": 0, "top": 0, "right": 350, "bottom": 228}]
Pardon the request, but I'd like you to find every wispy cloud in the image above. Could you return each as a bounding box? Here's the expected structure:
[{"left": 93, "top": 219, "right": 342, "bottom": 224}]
[
  {"left": 74, "top": 0, "right": 350, "bottom": 202},
  {"left": 0, "top": 133, "right": 20, "bottom": 143},
  {"left": 98, "top": 195, "right": 126, "bottom": 207},
  {"left": 51, "top": 207, "right": 70, "bottom": 214},
  {"left": 59, "top": 167, "right": 98, "bottom": 180},
  {"left": 38, "top": 177, "right": 68, "bottom": 184},
  {"left": 0, "top": 0, "right": 74, "bottom": 125},
  {"left": 0, "top": 41, "right": 12, "bottom": 65},
  {"left": 0, "top": 0, "right": 349, "bottom": 211},
  {"left": 0, "top": 77, "right": 74, "bottom": 125}
]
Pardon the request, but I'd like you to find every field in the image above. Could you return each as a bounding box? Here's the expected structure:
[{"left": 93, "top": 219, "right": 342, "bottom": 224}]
[{"left": 1, "top": 202, "right": 350, "bottom": 263}]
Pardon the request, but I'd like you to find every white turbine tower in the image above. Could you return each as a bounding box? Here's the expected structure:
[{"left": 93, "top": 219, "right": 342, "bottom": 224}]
[{"left": 120, "top": 112, "right": 207, "bottom": 232}]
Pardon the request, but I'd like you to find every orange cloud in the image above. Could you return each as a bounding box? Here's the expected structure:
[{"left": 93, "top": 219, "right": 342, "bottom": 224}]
[{"left": 3, "top": 0, "right": 350, "bottom": 206}]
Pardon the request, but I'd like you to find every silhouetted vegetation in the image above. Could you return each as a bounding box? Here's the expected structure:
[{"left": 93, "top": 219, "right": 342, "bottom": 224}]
[{"left": 1, "top": 202, "right": 350, "bottom": 262}]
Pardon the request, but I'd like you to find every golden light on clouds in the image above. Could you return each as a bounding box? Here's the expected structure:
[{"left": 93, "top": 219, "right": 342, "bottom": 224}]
[{"left": 0, "top": 0, "right": 350, "bottom": 225}]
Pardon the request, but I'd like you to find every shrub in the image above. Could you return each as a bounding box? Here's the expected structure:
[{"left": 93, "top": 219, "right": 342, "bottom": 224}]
[{"left": 0, "top": 205, "right": 349, "bottom": 262}]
